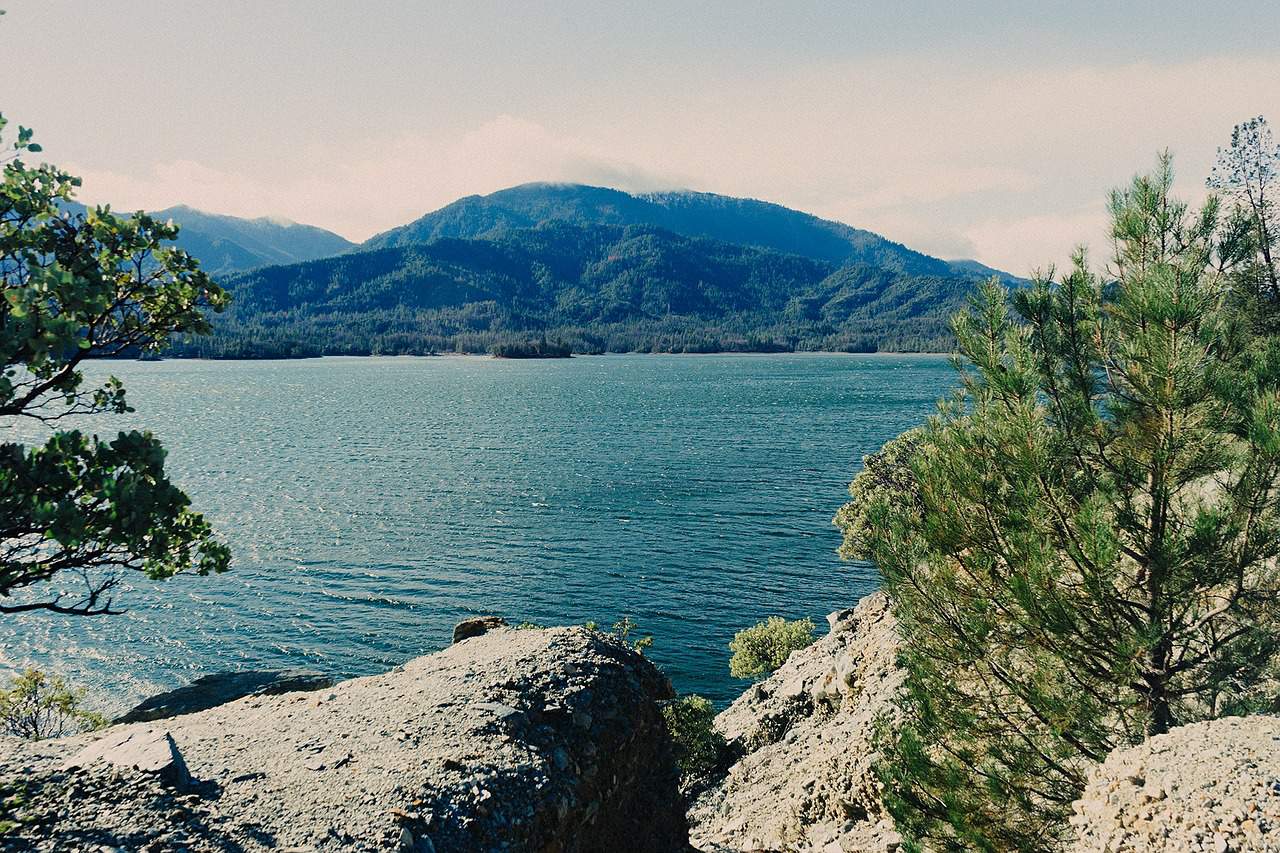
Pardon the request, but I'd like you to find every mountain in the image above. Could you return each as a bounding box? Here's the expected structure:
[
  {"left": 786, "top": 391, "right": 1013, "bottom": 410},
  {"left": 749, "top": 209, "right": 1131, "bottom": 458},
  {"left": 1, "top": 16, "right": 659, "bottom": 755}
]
[
  {"left": 171, "top": 221, "right": 974, "bottom": 359},
  {"left": 362, "top": 183, "right": 1016, "bottom": 281},
  {"left": 152, "top": 206, "right": 356, "bottom": 276},
  {"left": 59, "top": 201, "right": 355, "bottom": 276}
]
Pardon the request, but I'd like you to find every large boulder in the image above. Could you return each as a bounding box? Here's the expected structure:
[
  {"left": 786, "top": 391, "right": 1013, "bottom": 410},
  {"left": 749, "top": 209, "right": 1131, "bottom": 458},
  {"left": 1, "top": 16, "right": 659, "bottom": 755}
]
[
  {"left": 1069, "top": 715, "right": 1280, "bottom": 852},
  {"left": 689, "top": 591, "right": 903, "bottom": 852},
  {"left": 0, "top": 626, "right": 687, "bottom": 852},
  {"left": 115, "top": 669, "right": 333, "bottom": 723}
]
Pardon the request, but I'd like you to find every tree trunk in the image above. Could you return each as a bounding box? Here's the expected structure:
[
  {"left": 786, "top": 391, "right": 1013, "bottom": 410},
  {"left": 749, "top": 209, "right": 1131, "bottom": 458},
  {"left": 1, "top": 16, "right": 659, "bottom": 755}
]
[{"left": 1143, "top": 639, "right": 1174, "bottom": 737}]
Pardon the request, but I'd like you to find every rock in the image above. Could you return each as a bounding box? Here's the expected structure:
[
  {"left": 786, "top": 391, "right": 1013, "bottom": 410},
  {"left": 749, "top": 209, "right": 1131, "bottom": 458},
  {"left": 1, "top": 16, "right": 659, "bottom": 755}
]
[
  {"left": 115, "top": 669, "right": 333, "bottom": 724},
  {"left": 1069, "top": 715, "right": 1280, "bottom": 851},
  {"left": 451, "top": 615, "right": 508, "bottom": 643},
  {"left": 65, "top": 727, "right": 191, "bottom": 790},
  {"left": 2, "top": 625, "right": 686, "bottom": 852},
  {"left": 690, "top": 590, "right": 903, "bottom": 852}
]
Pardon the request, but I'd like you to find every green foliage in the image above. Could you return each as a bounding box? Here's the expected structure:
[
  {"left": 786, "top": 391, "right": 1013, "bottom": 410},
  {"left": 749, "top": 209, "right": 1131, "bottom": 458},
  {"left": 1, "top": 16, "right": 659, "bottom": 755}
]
[
  {"left": 1, "top": 117, "right": 230, "bottom": 615},
  {"left": 1209, "top": 116, "right": 1279, "bottom": 313},
  {"left": 0, "top": 669, "right": 105, "bottom": 740},
  {"left": 661, "top": 694, "right": 726, "bottom": 782},
  {"left": 728, "top": 616, "right": 815, "bottom": 680},
  {"left": 582, "top": 615, "right": 655, "bottom": 653},
  {"left": 165, "top": 221, "right": 990, "bottom": 358},
  {"left": 491, "top": 336, "right": 572, "bottom": 359},
  {"left": 833, "top": 428, "right": 925, "bottom": 561},
  {"left": 610, "top": 615, "right": 654, "bottom": 654},
  {"left": 863, "top": 156, "right": 1280, "bottom": 851}
]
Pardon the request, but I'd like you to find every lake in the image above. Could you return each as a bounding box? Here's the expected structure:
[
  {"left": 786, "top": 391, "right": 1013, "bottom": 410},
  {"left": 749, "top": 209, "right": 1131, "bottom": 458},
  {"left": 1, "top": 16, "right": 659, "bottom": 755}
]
[{"left": 1, "top": 353, "right": 953, "bottom": 708}]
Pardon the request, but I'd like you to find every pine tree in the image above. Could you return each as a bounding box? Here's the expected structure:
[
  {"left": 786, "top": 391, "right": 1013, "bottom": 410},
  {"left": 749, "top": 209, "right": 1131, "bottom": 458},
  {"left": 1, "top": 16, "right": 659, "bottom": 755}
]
[
  {"left": 1209, "top": 116, "right": 1280, "bottom": 307},
  {"left": 858, "top": 156, "right": 1280, "bottom": 851}
]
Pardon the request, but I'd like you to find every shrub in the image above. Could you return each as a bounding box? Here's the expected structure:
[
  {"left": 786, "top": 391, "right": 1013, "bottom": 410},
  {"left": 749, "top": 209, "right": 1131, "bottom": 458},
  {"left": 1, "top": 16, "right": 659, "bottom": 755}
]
[
  {"left": 661, "top": 694, "right": 726, "bottom": 781},
  {"left": 728, "top": 616, "right": 815, "bottom": 679},
  {"left": 584, "top": 616, "right": 655, "bottom": 654},
  {"left": 0, "top": 669, "right": 106, "bottom": 740},
  {"left": 0, "top": 779, "right": 33, "bottom": 835},
  {"left": 611, "top": 615, "right": 654, "bottom": 654}
]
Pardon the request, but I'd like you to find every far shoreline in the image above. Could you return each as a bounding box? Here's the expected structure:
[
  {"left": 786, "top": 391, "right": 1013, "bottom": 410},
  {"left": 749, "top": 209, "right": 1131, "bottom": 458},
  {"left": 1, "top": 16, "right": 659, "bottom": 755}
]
[{"left": 115, "top": 349, "right": 957, "bottom": 364}]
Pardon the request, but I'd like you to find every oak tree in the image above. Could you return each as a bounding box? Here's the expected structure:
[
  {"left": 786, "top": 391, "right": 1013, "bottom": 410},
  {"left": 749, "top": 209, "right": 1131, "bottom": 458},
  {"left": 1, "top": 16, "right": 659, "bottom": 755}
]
[{"left": 1, "top": 117, "right": 230, "bottom": 616}]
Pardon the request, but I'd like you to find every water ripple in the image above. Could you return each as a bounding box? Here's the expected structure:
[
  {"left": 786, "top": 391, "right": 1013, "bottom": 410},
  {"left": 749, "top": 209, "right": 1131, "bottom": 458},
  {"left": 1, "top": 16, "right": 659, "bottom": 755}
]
[{"left": 2, "top": 353, "right": 951, "bottom": 707}]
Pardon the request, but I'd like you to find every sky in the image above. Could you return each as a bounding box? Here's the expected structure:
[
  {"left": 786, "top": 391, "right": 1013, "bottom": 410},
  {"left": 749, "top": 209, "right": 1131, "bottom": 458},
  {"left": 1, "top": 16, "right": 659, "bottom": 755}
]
[{"left": 4, "top": 1, "right": 1279, "bottom": 274}]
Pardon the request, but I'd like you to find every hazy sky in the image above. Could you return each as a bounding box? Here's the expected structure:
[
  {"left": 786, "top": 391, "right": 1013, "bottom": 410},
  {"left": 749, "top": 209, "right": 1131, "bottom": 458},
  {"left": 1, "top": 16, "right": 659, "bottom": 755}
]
[{"left": 5, "top": 1, "right": 1279, "bottom": 273}]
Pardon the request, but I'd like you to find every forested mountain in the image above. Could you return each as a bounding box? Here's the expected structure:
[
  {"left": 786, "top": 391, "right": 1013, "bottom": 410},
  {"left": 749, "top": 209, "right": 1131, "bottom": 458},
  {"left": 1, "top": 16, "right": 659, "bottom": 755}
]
[
  {"left": 171, "top": 221, "right": 981, "bottom": 358},
  {"left": 60, "top": 201, "right": 355, "bottom": 276},
  {"left": 362, "top": 182, "right": 1013, "bottom": 280}
]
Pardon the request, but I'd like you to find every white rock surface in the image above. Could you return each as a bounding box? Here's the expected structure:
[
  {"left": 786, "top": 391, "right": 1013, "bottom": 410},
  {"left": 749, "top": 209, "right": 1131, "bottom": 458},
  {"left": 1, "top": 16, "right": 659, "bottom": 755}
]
[
  {"left": 689, "top": 591, "right": 903, "bottom": 852},
  {"left": 0, "top": 626, "right": 685, "bottom": 852},
  {"left": 64, "top": 727, "right": 190, "bottom": 790},
  {"left": 1069, "top": 715, "right": 1280, "bottom": 852}
]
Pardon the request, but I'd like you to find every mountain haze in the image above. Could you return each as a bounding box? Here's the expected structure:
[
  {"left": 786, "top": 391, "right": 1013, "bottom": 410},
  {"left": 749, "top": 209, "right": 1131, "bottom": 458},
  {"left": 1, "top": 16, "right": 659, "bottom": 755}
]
[
  {"left": 152, "top": 205, "right": 355, "bottom": 276},
  {"left": 59, "top": 200, "right": 355, "bottom": 276}
]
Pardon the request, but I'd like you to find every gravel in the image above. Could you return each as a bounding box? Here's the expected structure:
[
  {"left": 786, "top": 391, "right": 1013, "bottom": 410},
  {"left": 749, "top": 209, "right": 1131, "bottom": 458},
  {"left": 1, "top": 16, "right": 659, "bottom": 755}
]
[{"left": 1069, "top": 715, "right": 1280, "bottom": 852}]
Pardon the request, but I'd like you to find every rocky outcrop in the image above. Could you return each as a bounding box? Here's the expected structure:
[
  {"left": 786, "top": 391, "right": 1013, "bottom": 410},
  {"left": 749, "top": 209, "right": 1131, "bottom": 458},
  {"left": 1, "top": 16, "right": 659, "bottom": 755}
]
[
  {"left": 1069, "top": 715, "right": 1280, "bottom": 852},
  {"left": 452, "top": 615, "right": 508, "bottom": 644},
  {"left": 115, "top": 669, "right": 333, "bottom": 724},
  {"left": 0, "top": 626, "right": 687, "bottom": 852},
  {"left": 690, "top": 591, "right": 903, "bottom": 852}
]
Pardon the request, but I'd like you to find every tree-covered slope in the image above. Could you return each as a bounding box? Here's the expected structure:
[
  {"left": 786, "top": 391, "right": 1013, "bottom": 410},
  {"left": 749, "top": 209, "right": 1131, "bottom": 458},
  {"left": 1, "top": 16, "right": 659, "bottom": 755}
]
[
  {"left": 361, "top": 183, "right": 1014, "bottom": 280},
  {"left": 172, "top": 221, "right": 977, "bottom": 358}
]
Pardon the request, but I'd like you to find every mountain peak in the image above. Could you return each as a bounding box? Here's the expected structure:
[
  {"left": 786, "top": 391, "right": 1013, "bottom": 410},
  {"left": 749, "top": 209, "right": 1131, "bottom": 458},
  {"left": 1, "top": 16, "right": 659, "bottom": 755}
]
[{"left": 361, "top": 182, "right": 1015, "bottom": 281}]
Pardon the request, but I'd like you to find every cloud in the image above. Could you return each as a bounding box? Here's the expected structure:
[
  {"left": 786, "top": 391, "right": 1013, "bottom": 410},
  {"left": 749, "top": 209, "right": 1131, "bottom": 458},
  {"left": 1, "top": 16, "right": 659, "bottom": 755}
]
[
  {"left": 963, "top": 207, "right": 1114, "bottom": 279},
  {"left": 610, "top": 53, "right": 1280, "bottom": 270},
  {"left": 65, "top": 55, "right": 1280, "bottom": 272},
  {"left": 69, "top": 116, "right": 688, "bottom": 242},
  {"left": 838, "top": 167, "right": 1043, "bottom": 212}
]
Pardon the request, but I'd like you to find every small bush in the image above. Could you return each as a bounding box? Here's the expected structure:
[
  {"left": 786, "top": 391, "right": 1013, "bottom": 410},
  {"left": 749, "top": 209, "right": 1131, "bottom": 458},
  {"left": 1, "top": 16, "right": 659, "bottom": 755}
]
[
  {"left": 611, "top": 616, "right": 654, "bottom": 654},
  {"left": 0, "top": 669, "right": 106, "bottom": 740},
  {"left": 661, "top": 695, "right": 725, "bottom": 781},
  {"left": 584, "top": 616, "right": 655, "bottom": 654},
  {"left": 728, "top": 616, "right": 815, "bottom": 680}
]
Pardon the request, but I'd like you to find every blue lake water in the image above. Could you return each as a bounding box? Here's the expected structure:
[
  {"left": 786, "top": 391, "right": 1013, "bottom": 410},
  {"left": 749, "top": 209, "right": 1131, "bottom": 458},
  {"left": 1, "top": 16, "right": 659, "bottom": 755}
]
[{"left": 2, "top": 354, "right": 953, "bottom": 708}]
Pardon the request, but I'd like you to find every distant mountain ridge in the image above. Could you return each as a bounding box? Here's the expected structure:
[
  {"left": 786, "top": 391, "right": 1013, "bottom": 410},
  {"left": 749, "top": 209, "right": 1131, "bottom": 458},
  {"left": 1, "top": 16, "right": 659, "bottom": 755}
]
[
  {"left": 59, "top": 200, "right": 355, "bottom": 277},
  {"left": 152, "top": 205, "right": 355, "bottom": 276},
  {"left": 362, "top": 182, "right": 1015, "bottom": 281},
  {"left": 173, "top": 220, "right": 975, "bottom": 359},
  {"left": 53, "top": 181, "right": 1020, "bottom": 358}
]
